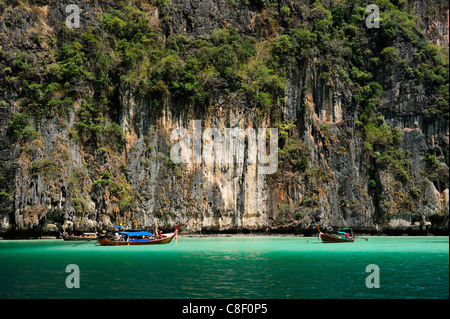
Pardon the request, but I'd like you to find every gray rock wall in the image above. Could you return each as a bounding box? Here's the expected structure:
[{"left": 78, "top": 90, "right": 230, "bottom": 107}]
[{"left": 0, "top": 0, "right": 448, "bottom": 237}]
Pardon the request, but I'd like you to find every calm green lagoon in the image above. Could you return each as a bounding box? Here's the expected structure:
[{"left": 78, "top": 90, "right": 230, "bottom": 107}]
[{"left": 0, "top": 236, "right": 448, "bottom": 299}]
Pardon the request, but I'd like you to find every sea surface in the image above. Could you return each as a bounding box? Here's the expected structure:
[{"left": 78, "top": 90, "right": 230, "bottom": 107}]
[{"left": 0, "top": 236, "right": 448, "bottom": 299}]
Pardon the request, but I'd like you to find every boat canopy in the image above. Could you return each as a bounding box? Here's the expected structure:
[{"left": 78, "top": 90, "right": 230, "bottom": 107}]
[
  {"left": 331, "top": 231, "right": 349, "bottom": 234},
  {"left": 119, "top": 231, "right": 153, "bottom": 237}
]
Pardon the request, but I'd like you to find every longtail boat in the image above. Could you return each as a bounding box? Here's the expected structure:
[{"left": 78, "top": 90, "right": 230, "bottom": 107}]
[
  {"left": 62, "top": 232, "right": 98, "bottom": 241},
  {"left": 318, "top": 225, "right": 355, "bottom": 243},
  {"left": 98, "top": 223, "right": 181, "bottom": 246}
]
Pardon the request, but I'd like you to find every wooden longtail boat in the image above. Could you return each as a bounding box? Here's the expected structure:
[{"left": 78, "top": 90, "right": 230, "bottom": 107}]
[
  {"left": 318, "top": 226, "right": 355, "bottom": 243},
  {"left": 62, "top": 232, "right": 98, "bottom": 241},
  {"left": 98, "top": 223, "right": 181, "bottom": 246}
]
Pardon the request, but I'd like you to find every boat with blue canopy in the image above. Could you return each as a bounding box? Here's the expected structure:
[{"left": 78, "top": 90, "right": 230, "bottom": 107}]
[
  {"left": 98, "top": 224, "right": 181, "bottom": 246},
  {"left": 119, "top": 231, "right": 154, "bottom": 242},
  {"left": 318, "top": 226, "right": 355, "bottom": 243}
]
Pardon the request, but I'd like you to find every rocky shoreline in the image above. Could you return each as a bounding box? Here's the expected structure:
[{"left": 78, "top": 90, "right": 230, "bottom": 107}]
[
  {"left": 1, "top": 233, "right": 447, "bottom": 240},
  {"left": 1, "top": 224, "right": 447, "bottom": 240}
]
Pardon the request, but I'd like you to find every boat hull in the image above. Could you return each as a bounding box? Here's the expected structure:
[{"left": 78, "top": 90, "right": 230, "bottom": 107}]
[
  {"left": 98, "top": 233, "right": 176, "bottom": 246},
  {"left": 62, "top": 235, "right": 97, "bottom": 241},
  {"left": 320, "top": 233, "right": 354, "bottom": 243}
]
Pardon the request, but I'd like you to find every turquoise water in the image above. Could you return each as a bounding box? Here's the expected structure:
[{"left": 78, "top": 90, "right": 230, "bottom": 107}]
[{"left": 0, "top": 236, "right": 448, "bottom": 299}]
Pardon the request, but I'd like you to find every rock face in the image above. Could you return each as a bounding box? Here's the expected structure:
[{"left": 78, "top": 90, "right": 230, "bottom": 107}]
[{"left": 0, "top": 0, "right": 448, "bottom": 237}]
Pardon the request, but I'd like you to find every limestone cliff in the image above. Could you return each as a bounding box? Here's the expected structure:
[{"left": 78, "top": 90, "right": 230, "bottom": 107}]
[{"left": 0, "top": 0, "right": 448, "bottom": 237}]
